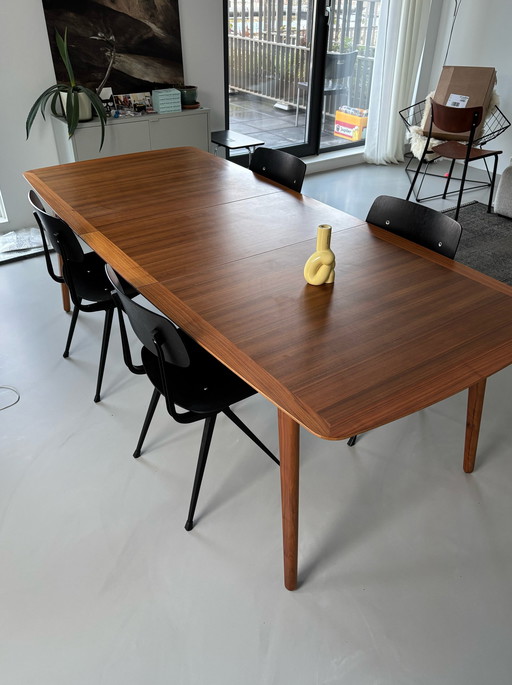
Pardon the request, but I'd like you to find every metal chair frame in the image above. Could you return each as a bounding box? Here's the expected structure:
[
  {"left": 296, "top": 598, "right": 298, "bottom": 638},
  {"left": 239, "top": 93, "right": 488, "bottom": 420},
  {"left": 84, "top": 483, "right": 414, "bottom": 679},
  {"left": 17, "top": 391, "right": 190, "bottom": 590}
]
[
  {"left": 106, "top": 264, "right": 278, "bottom": 532},
  {"left": 399, "top": 99, "right": 510, "bottom": 207},
  {"left": 29, "top": 190, "right": 139, "bottom": 403}
]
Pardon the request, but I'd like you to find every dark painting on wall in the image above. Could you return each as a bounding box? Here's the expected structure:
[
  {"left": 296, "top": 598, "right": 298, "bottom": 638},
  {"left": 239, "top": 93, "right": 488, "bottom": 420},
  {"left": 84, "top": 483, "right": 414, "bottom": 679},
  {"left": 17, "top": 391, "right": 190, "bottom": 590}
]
[{"left": 42, "top": 0, "right": 185, "bottom": 94}]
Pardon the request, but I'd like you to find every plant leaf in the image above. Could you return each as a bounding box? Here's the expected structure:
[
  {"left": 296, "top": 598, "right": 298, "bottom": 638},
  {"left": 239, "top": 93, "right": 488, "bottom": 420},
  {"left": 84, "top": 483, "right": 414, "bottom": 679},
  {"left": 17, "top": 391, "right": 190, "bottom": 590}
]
[
  {"left": 26, "top": 85, "right": 60, "bottom": 138},
  {"left": 26, "top": 28, "right": 108, "bottom": 151},
  {"left": 79, "top": 85, "right": 108, "bottom": 150},
  {"left": 55, "top": 28, "right": 76, "bottom": 87},
  {"left": 50, "top": 90, "right": 66, "bottom": 117},
  {"left": 66, "top": 90, "right": 80, "bottom": 138}
]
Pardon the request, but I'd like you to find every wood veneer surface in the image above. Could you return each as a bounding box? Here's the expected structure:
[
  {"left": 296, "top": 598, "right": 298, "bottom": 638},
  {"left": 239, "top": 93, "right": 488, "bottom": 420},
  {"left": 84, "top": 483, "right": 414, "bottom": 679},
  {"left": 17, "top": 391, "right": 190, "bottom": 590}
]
[
  {"left": 140, "top": 225, "right": 512, "bottom": 439},
  {"left": 25, "top": 147, "right": 512, "bottom": 439}
]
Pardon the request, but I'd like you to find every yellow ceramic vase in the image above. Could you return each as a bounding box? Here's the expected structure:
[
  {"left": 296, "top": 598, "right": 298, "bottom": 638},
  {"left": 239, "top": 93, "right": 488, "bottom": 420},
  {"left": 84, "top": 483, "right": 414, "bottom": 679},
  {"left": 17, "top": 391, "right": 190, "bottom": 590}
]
[{"left": 304, "top": 224, "right": 335, "bottom": 285}]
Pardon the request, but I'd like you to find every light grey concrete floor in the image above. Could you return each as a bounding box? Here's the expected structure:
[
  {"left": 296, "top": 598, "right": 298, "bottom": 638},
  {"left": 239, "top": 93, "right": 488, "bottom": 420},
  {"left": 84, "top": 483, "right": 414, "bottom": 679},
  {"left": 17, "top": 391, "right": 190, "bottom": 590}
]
[
  {"left": 1, "top": 163, "right": 511, "bottom": 685},
  {"left": 303, "top": 156, "right": 494, "bottom": 219}
]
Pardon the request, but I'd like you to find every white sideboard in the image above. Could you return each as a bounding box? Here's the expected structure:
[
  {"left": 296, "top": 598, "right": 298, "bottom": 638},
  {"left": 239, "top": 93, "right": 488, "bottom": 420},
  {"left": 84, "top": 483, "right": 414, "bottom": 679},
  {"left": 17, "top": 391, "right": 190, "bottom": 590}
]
[{"left": 51, "top": 108, "right": 211, "bottom": 163}]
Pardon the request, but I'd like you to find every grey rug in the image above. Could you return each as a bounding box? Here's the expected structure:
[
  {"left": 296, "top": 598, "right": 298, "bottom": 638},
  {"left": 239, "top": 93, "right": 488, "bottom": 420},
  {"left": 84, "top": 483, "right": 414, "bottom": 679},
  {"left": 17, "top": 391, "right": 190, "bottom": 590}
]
[{"left": 443, "top": 201, "right": 512, "bottom": 286}]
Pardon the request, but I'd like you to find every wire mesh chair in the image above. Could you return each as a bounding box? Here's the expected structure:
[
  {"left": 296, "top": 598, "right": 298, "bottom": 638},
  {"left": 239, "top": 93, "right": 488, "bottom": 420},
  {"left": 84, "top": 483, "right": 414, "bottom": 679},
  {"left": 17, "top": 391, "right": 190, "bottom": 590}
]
[{"left": 399, "top": 99, "right": 510, "bottom": 207}]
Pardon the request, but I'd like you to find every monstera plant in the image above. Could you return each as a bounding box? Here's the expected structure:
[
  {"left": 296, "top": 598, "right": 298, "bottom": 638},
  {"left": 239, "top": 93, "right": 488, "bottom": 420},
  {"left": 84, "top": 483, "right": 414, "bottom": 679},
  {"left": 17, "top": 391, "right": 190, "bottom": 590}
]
[{"left": 26, "top": 28, "right": 107, "bottom": 150}]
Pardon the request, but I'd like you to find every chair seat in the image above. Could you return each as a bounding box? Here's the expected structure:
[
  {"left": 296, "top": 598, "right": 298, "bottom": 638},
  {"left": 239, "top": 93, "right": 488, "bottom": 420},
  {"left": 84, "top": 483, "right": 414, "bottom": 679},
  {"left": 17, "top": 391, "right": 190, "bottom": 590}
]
[
  {"left": 141, "top": 331, "right": 256, "bottom": 415},
  {"left": 432, "top": 140, "right": 501, "bottom": 161}
]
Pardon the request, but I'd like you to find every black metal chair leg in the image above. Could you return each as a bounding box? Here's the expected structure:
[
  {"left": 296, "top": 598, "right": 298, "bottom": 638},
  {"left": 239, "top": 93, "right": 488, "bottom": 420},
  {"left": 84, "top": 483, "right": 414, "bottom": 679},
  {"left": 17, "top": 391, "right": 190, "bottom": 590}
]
[
  {"left": 94, "top": 307, "right": 114, "bottom": 403},
  {"left": 63, "top": 302, "right": 81, "bottom": 358},
  {"left": 454, "top": 152, "right": 474, "bottom": 221},
  {"left": 223, "top": 407, "right": 279, "bottom": 465},
  {"left": 488, "top": 154, "right": 499, "bottom": 213},
  {"left": 133, "top": 388, "right": 161, "bottom": 458},
  {"left": 347, "top": 435, "right": 358, "bottom": 447},
  {"left": 442, "top": 159, "right": 456, "bottom": 199},
  {"left": 406, "top": 143, "right": 429, "bottom": 203},
  {"left": 185, "top": 415, "right": 217, "bottom": 531}
]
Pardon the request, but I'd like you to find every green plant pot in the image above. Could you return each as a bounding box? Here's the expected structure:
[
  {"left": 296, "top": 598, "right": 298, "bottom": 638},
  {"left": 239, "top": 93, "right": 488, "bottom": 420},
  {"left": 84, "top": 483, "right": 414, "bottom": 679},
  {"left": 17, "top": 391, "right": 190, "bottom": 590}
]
[{"left": 179, "top": 86, "right": 198, "bottom": 106}]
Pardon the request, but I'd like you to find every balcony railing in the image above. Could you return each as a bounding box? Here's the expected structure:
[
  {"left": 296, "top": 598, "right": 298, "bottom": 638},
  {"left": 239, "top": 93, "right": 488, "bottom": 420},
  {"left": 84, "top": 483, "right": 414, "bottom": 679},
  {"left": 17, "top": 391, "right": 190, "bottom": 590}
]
[{"left": 227, "top": 0, "right": 380, "bottom": 116}]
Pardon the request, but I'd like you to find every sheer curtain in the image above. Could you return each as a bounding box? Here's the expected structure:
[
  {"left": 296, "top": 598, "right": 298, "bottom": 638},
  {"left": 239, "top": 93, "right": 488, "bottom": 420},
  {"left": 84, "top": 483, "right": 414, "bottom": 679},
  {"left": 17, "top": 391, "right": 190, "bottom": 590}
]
[{"left": 364, "top": 0, "right": 431, "bottom": 165}]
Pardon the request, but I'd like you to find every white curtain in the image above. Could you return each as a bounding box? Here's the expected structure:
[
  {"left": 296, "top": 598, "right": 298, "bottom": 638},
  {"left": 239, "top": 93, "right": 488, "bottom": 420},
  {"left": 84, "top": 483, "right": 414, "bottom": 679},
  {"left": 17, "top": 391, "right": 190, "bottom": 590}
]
[{"left": 364, "top": 0, "right": 431, "bottom": 165}]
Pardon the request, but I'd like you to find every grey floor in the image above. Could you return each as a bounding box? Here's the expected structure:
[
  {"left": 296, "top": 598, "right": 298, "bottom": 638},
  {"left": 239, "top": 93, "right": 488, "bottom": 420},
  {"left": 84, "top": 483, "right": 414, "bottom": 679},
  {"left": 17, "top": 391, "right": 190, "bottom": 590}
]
[{"left": 2, "top": 162, "right": 512, "bottom": 685}]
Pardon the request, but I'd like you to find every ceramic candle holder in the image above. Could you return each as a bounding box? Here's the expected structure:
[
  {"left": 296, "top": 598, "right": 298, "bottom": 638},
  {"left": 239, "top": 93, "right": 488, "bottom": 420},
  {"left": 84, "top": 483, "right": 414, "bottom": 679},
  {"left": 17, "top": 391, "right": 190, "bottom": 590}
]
[{"left": 304, "top": 224, "right": 335, "bottom": 285}]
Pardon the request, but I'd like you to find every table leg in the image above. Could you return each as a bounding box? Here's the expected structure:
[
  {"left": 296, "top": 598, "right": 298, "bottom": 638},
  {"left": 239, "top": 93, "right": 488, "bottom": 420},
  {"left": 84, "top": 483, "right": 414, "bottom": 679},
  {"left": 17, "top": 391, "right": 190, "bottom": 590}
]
[
  {"left": 58, "top": 255, "right": 70, "bottom": 312},
  {"left": 278, "top": 409, "right": 300, "bottom": 590},
  {"left": 463, "top": 378, "right": 487, "bottom": 473}
]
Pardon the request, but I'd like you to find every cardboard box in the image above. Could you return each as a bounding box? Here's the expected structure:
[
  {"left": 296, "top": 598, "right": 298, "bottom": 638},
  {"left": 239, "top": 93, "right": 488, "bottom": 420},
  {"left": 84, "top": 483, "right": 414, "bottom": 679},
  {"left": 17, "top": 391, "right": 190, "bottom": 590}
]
[
  {"left": 334, "top": 107, "right": 368, "bottom": 142},
  {"left": 424, "top": 66, "right": 496, "bottom": 141}
]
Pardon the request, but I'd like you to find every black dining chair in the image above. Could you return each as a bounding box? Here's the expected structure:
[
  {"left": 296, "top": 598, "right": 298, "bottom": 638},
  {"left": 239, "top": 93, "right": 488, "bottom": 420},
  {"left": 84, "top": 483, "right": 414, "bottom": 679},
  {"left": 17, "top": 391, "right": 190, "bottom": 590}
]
[
  {"left": 29, "top": 190, "right": 140, "bottom": 403},
  {"left": 249, "top": 147, "right": 307, "bottom": 192},
  {"left": 347, "top": 194, "right": 462, "bottom": 447},
  {"left": 105, "top": 264, "right": 279, "bottom": 532},
  {"left": 406, "top": 100, "right": 503, "bottom": 220}
]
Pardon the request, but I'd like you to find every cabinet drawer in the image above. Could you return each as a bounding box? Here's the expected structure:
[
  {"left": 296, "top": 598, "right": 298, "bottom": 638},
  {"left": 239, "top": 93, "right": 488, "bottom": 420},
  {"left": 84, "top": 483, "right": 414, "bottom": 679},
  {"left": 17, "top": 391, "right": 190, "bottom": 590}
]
[
  {"left": 73, "top": 120, "right": 151, "bottom": 161},
  {"left": 148, "top": 112, "right": 209, "bottom": 151}
]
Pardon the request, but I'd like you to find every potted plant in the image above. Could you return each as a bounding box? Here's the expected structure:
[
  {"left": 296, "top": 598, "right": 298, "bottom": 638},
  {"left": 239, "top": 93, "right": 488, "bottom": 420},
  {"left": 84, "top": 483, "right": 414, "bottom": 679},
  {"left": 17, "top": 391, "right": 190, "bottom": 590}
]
[
  {"left": 26, "top": 28, "right": 107, "bottom": 150},
  {"left": 178, "top": 85, "right": 198, "bottom": 107}
]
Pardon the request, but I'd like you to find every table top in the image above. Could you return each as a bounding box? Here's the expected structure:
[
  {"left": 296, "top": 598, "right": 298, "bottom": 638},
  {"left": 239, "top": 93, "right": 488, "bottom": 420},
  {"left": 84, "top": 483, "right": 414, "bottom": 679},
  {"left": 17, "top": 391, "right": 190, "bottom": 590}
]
[
  {"left": 211, "top": 130, "right": 265, "bottom": 149},
  {"left": 25, "top": 147, "right": 512, "bottom": 440}
]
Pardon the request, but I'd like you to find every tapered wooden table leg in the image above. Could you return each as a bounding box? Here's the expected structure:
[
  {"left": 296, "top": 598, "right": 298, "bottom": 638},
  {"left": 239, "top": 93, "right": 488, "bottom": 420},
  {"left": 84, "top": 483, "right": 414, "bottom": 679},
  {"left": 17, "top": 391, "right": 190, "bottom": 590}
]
[
  {"left": 278, "top": 409, "right": 300, "bottom": 590},
  {"left": 464, "top": 378, "right": 487, "bottom": 474},
  {"left": 58, "top": 255, "right": 70, "bottom": 312}
]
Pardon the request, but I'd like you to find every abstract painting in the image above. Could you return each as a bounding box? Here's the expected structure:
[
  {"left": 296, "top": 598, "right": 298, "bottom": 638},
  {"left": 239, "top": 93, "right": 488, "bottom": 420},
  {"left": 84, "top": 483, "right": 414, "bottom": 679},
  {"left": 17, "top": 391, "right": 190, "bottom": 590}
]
[{"left": 42, "top": 0, "right": 184, "bottom": 94}]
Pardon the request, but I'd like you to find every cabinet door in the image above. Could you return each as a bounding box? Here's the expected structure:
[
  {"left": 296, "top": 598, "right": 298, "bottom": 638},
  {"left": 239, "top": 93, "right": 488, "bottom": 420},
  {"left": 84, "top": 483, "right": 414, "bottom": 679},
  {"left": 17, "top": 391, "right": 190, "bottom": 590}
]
[
  {"left": 148, "top": 113, "right": 209, "bottom": 151},
  {"left": 73, "top": 120, "right": 151, "bottom": 161}
]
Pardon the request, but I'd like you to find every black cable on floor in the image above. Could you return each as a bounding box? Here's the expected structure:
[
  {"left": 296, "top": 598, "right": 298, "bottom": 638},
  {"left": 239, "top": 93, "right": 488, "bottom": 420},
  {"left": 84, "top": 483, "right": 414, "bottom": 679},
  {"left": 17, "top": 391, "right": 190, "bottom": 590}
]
[{"left": 0, "top": 386, "right": 20, "bottom": 410}]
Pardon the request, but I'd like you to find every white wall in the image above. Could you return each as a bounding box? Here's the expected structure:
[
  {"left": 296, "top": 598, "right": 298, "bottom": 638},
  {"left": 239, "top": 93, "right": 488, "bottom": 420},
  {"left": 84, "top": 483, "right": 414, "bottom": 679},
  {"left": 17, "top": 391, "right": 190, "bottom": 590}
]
[
  {"left": 178, "top": 0, "right": 225, "bottom": 134},
  {"left": 0, "top": 0, "right": 60, "bottom": 233},
  {"left": 0, "top": 0, "right": 225, "bottom": 233},
  {"left": 429, "top": 0, "right": 512, "bottom": 173}
]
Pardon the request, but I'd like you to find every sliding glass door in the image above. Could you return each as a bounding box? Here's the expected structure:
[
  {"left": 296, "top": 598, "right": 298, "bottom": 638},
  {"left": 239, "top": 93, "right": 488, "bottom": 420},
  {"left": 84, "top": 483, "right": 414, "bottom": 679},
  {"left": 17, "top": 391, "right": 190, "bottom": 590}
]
[{"left": 224, "top": 0, "right": 381, "bottom": 158}]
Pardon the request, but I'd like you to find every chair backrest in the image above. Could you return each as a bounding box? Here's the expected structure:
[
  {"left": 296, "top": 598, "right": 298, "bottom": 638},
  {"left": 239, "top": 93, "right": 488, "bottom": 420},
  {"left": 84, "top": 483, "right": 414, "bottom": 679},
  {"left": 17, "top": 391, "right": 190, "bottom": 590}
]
[
  {"left": 249, "top": 147, "right": 306, "bottom": 192},
  {"left": 430, "top": 100, "right": 483, "bottom": 137},
  {"left": 105, "top": 264, "right": 190, "bottom": 369},
  {"left": 28, "top": 190, "right": 85, "bottom": 263},
  {"left": 325, "top": 50, "right": 358, "bottom": 81},
  {"left": 366, "top": 195, "right": 462, "bottom": 259}
]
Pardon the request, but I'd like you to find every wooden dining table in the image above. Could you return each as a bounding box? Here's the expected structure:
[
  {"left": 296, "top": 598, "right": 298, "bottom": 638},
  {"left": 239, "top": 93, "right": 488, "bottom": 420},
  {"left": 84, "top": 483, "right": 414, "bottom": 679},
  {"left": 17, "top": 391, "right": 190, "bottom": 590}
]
[{"left": 25, "top": 146, "right": 512, "bottom": 590}]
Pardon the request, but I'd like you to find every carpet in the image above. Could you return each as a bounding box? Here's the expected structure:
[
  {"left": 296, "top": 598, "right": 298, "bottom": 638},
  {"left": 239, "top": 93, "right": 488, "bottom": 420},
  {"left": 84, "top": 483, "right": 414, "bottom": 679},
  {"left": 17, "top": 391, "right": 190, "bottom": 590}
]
[{"left": 443, "top": 201, "right": 512, "bottom": 286}]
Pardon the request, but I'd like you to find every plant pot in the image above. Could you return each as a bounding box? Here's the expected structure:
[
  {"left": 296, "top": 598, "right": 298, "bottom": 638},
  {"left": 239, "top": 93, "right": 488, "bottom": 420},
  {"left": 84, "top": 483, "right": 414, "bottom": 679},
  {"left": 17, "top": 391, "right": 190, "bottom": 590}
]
[
  {"left": 178, "top": 86, "right": 198, "bottom": 107},
  {"left": 59, "top": 92, "right": 93, "bottom": 121}
]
